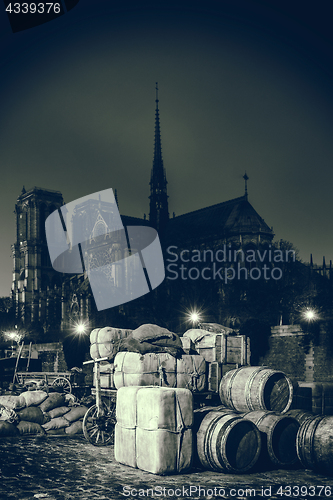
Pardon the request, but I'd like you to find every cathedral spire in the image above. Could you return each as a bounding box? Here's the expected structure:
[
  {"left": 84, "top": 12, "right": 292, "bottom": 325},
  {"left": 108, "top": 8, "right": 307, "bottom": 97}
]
[
  {"left": 243, "top": 172, "right": 249, "bottom": 200},
  {"left": 149, "top": 83, "right": 169, "bottom": 232}
]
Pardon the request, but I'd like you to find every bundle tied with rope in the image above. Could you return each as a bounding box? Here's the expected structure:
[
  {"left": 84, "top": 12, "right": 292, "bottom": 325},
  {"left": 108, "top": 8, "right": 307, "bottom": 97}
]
[
  {"left": 112, "top": 324, "right": 185, "bottom": 359},
  {"left": 114, "top": 386, "right": 193, "bottom": 475}
]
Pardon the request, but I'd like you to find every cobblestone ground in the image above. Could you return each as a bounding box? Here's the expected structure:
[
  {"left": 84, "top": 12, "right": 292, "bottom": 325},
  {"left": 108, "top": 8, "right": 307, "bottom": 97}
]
[{"left": 0, "top": 436, "right": 332, "bottom": 500}]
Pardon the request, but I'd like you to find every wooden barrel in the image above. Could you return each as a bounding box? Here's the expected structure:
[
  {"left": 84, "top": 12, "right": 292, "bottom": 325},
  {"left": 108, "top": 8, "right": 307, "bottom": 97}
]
[
  {"left": 285, "top": 409, "right": 314, "bottom": 426},
  {"left": 242, "top": 410, "right": 300, "bottom": 466},
  {"left": 197, "top": 410, "right": 261, "bottom": 473},
  {"left": 90, "top": 327, "right": 132, "bottom": 360},
  {"left": 193, "top": 405, "right": 234, "bottom": 434},
  {"left": 297, "top": 415, "right": 333, "bottom": 475},
  {"left": 219, "top": 366, "right": 293, "bottom": 413}
]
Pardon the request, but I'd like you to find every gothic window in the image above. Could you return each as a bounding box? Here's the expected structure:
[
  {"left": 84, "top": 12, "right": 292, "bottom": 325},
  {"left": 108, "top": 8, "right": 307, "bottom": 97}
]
[
  {"left": 88, "top": 247, "right": 115, "bottom": 284},
  {"left": 70, "top": 294, "right": 80, "bottom": 321},
  {"left": 91, "top": 213, "right": 109, "bottom": 241},
  {"left": 93, "top": 220, "right": 107, "bottom": 238},
  {"left": 19, "top": 211, "right": 27, "bottom": 242}
]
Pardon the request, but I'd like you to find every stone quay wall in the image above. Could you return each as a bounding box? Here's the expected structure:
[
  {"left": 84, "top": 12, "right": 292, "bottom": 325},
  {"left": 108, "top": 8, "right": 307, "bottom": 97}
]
[{"left": 260, "top": 325, "right": 333, "bottom": 382}]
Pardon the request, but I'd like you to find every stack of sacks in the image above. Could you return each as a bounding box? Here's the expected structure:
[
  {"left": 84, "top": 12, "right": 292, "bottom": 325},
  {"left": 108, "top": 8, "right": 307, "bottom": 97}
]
[
  {"left": 40, "top": 393, "right": 88, "bottom": 436},
  {"left": 0, "top": 400, "right": 21, "bottom": 436},
  {"left": 0, "top": 391, "right": 48, "bottom": 436},
  {"left": 0, "top": 391, "right": 88, "bottom": 437}
]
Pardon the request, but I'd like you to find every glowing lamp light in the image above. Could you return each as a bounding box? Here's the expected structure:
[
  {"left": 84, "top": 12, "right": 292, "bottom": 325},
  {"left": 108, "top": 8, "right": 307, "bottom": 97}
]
[
  {"left": 302, "top": 309, "right": 318, "bottom": 322},
  {"left": 186, "top": 309, "right": 202, "bottom": 327},
  {"left": 73, "top": 321, "right": 89, "bottom": 335},
  {"left": 5, "top": 331, "right": 24, "bottom": 344},
  {"left": 190, "top": 312, "right": 200, "bottom": 323}
]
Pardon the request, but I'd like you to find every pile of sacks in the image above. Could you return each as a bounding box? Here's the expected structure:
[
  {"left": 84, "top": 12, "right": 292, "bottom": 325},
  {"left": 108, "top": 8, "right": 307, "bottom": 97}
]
[{"left": 0, "top": 390, "right": 88, "bottom": 437}]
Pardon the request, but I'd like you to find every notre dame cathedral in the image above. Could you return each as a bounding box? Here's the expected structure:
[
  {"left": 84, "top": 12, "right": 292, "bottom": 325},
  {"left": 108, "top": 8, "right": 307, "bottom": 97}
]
[{"left": 12, "top": 86, "right": 278, "bottom": 339}]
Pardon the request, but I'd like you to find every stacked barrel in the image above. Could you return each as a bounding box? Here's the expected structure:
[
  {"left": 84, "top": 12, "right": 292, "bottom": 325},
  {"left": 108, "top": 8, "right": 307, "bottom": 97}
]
[
  {"left": 194, "top": 365, "right": 333, "bottom": 476},
  {"left": 195, "top": 366, "right": 300, "bottom": 472},
  {"left": 296, "top": 415, "right": 333, "bottom": 475},
  {"left": 196, "top": 409, "right": 262, "bottom": 473}
]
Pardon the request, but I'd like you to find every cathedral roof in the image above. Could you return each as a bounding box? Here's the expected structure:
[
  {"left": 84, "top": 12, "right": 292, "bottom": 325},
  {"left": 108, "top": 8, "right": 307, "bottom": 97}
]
[
  {"left": 165, "top": 195, "right": 274, "bottom": 246},
  {"left": 121, "top": 215, "right": 151, "bottom": 227}
]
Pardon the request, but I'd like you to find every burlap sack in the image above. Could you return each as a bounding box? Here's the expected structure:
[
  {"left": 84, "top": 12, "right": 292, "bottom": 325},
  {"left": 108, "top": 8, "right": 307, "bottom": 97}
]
[
  {"left": 64, "top": 406, "right": 88, "bottom": 423},
  {"left": 65, "top": 420, "right": 83, "bottom": 435},
  {"left": 17, "top": 406, "right": 47, "bottom": 425},
  {"left": 0, "top": 421, "right": 19, "bottom": 436},
  {"left": 20, "top": 390, "right": 48, "bottom": 407},
  {"left": 42, "top": 416, "right": 70, "bottom": 431},
  {"left": 39, "top": 393, "right": 66, "bottom": 412},
  {"left": 46, "top": 428, "right": 66, "bottom": 435},
  {"left": 17, "top": 421, "right": 46, "bottom": 436},
  {"left": 0, "top": 395, "right": 25, "bottom": 410},
  {"left": 47, "top": 406, "right": 71, "bottom": 419}
]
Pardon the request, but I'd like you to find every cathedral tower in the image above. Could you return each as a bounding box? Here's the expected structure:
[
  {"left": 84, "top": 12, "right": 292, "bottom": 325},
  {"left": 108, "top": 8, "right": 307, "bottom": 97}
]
[
  {"left": 149, "top": 83, "right": 169, "bottom": 233},
  {"left": 12, "top": 187, "right": 64, "bottom": 326}
]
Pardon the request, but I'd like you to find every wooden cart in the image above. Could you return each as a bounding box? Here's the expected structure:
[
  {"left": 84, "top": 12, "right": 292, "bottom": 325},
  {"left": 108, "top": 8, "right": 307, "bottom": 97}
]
[
  {"left": 82, "top": 357, "right": 117, "bottom": 446},
  {"left": 81, "top": 356, "right": 222, "bottom": 447},
  {"left": 14, "top": 371, "right": 73, "bottom": 393}
]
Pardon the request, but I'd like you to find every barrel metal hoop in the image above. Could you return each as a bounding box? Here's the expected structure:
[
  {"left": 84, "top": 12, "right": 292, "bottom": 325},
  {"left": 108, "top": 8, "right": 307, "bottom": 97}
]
[
  {"left": 205, "top": 413, "right": 225, "bottom": 472},
  {"left": 249, "top": 410, "right": 275, "bottom": 428},
  {"left": 215, "top": 416, "right": 242, "bottom": 472},
  {"left": 258, "top": 369, "right": 293, "bottom": 413},
  {"left": 297, "top": 415, "right": 324, "bottom": 469},
  {"left": 245, "top": 366, "right": 267, "bottom": 410},
  {"left": 257, "top": 368, "right": 275, "bottom": 410},
  {"left": 226, "top": 367, "right": 244, "bottom": 410},
  {"left": 265, "top": 415, "right": 298, "bottom": 465}
]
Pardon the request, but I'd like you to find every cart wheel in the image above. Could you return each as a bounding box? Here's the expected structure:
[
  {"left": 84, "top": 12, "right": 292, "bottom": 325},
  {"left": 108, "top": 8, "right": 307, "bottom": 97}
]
[
  {"left": 52, "top": 377, "right": 72, "bottom": 394},
  {"left": 83, "top": 402, "right": 116, "bottom": 447}
]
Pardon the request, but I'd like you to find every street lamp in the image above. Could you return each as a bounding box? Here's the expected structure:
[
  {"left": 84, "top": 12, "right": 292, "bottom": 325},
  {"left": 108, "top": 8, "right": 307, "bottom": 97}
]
[
  {"left": 302, "top": 308, "right": 318, "bottom": 323},
  {"left": 71, "top": 319, "right": 90, "bottom": 336},
  {"left": 186, "top": 309, "right": 203, "bottom": 329}
]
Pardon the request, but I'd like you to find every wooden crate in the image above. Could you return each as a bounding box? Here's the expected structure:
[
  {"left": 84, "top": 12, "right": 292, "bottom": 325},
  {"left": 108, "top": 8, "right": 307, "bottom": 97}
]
[
  {"left": 207, "top": 362, "right": 238, "bottom": 392},
  {"left": 195, "top": 333, "right": 250, "bottom": 365},
  {"left": 291, "top": 382, "right": 333, "bottom": 415},
  {"left": 180, "top": 336, "right": 195, "bottom": 353}
]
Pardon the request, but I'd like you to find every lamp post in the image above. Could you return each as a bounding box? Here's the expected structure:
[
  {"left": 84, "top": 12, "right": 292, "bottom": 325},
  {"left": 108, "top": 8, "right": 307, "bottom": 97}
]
[{"left": 5, "top": 330, "right": 24, "bottom": 356}]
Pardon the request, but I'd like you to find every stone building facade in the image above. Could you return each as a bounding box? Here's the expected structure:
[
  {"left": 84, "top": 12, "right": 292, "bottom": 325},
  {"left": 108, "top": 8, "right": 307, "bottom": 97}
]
[{"left": 12, "top": 187, "right": 64, "bottom": 332}]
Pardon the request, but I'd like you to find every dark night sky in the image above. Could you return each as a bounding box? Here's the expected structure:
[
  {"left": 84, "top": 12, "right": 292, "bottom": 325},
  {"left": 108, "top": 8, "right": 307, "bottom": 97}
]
[{"left": 0, "top": 0, "right": 333, "bottom": 296}]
